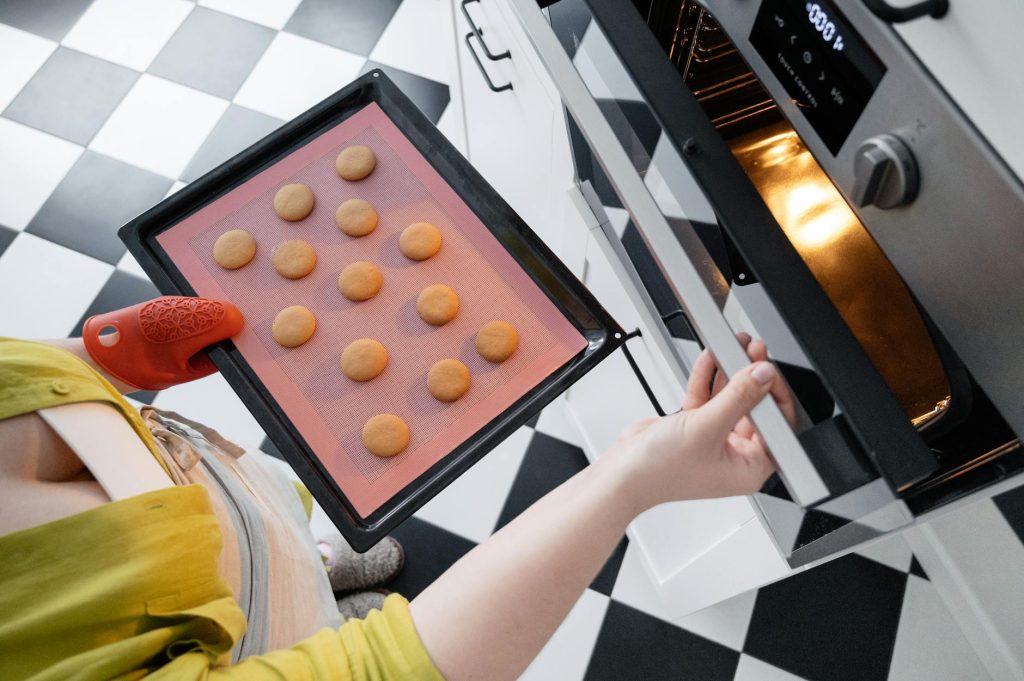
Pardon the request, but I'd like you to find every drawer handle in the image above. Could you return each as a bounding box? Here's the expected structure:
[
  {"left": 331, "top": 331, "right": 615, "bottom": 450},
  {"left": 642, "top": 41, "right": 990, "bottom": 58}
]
[
  {"left": 861, "top": 0, "right": 948, "bottom": 22},
  {"left": 465, "top": 33, "right": 513, "bottom": 93},
  {"left": 461, "top": 0, "right": 511, "bottom": 61}
]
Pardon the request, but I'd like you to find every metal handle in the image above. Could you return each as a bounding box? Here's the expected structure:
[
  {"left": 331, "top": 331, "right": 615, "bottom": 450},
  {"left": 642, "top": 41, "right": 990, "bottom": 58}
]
[
  {"left": 862, "top": 0, "right": 948, "bottom": 23},
  {"left": 506, "top": 0, "right": 829, "bottom": 506},
  {"left": 461, "top": 0, "right": 510, "bottom": 61},
  {"left": 465, "top": 33, "right": 513, "bottom": 92}
]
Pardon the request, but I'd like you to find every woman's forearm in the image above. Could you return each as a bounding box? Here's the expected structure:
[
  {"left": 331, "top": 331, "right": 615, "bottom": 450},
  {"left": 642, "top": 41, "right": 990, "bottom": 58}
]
[{"left": 409, "top": 453, "right": 639, "bottom": 681}]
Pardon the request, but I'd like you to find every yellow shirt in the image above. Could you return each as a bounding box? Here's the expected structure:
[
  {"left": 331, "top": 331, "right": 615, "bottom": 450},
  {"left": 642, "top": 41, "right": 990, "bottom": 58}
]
[{"left": 0, "top": 339, "right": 444, "bottom": 681}]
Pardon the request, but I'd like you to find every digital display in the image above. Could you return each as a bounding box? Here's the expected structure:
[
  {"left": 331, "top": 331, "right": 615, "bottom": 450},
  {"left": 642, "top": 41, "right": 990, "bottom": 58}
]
[{"left": 750, "top": 0, "right": 886, "bottom": 154}]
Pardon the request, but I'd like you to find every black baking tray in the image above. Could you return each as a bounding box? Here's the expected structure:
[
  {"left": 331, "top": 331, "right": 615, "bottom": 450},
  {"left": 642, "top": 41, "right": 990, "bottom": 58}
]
[{"left": 119, "top": 71, "right": 624, "bottom": 551}]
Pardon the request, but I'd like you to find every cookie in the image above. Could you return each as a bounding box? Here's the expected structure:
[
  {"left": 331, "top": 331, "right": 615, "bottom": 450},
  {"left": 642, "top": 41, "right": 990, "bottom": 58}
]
[
  {"left": 427, "top": 358, "right": 471, "bottom": 402},
  {"left": 338, "top": 261, "right": 383, "bottom": 301},
  {"left": 340, "top": 338, "right": 388, "bottom": 382},
  {"left": 273, "top": 239, "right": 316, "bottom": 279},
  {"left": 336, "top": 145, "right": 376, "bottom": 181},
  {"left": 362, "top": 414, "right": 410, "bottom": 458},
  {"left": 335, "top": 198, "right": 378, "bottom": 237},
  {"left": 274, "top": 183, "right": 315, "bottom": 221},
  {"left": 212, "top": 229, "right": 256, "bottom": 270},
  {"left": 417, "top": 284, "right": 459, "bottom": 326},
  {"left": 272, "top": 305, "right": 316, "bottom": 347},
  {"left": 476, "top": 320, "right": 518, "bottom": 363},
  {"left": 399, "top": 222, "right": 442, "bottom": 261}
]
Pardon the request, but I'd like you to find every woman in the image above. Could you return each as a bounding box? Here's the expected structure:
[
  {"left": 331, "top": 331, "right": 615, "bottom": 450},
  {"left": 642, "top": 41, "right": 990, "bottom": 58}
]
[{"left": 0, "top": 296, "right": 791, "bottom": 680}]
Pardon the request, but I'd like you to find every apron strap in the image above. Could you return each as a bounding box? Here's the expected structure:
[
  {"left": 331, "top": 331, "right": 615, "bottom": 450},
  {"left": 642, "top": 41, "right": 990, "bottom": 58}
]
[{"left": 39, "top": 402, "right": 172, "bottom": 500}]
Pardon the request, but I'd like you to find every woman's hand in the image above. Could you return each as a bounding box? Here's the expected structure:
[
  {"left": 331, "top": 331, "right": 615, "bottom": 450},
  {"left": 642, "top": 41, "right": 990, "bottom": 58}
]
[{"left": 602, "top": 334, "right": 796, "bottom": 512}]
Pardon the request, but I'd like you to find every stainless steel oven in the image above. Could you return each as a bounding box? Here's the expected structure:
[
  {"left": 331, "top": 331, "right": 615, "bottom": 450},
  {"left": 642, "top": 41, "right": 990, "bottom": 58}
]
[{"left": 499, "top": 0, "right": 1024, "bottom": 571}]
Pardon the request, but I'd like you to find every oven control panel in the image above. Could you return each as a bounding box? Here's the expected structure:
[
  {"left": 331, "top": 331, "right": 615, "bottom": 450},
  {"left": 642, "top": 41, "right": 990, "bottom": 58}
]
[{"left": 750, "top": 0, "right": 886, "bottom": 154}]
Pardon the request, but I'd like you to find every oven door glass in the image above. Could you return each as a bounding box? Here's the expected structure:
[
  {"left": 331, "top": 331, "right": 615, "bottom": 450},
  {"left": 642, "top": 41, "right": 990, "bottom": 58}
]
[{"left": 512, "top": 0, "right": 943, "bottom": 565}]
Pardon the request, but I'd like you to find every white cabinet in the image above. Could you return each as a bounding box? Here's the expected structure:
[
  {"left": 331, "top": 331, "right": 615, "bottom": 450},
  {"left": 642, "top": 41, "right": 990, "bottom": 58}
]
[{"left": 453, "top": 0, "right": 576, "bottom": 258}]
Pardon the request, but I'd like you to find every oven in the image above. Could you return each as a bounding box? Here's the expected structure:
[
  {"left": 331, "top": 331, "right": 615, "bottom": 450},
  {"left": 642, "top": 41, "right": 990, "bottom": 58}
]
[{"left": 478, "top": 0, "right": 1024, "bottom": 604}]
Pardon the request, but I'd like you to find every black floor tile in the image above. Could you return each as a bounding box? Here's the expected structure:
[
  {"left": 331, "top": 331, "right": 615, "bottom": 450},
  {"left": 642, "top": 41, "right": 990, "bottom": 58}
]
[
  {"left": 494, "top": 431, "right": 624, "bottom": 593},
  {"left": 993, "top": 483, "right": 1024, "bottom": 545},
  {"left": 743, "top": 554, "right": 908, "bottom": 681},
  {"left": 70, "top": 269, "right": 161, "bottom": 337},
  {"left": 26, "top": 150, "right": 172, "bottom": 264},
  {"left": 908, "top": 555, "right": 928, "bottom": 580},
  {"left": 361, "top": 62, "right": 450, "bottom": 124},
  {"left": 3, "top": 47, "right": 139, "bottom": 145},
  {"left": 0, "top": 225, "right": 17, "bottom": 258},
  {"left": 388, "top": 517, "right": 477, "bottom": 600},
  {"left": 590, "top": 536, "right": 628, "bottom": 597},
  {"left": 494, "top": 431, "right": 589, "bottom": 531},
  {"left": 585, "top": 600, "right": 740, "bottom": 681},
  {"left": 284, "top": 0, "right": 402, "bottom": 56},
  {"left": 182, "top": 105, "right": 283, "bottom": 182},
  {"left": 0, "top": 0, "right": 93, "bottom": 41},
  {"left": 149, "top": 7, "right": 275, "bottom": 99}
]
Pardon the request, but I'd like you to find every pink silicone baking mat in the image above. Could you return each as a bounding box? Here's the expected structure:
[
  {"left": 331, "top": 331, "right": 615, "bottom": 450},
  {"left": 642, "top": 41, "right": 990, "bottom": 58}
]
[{"left": 157, "top": 103, "right": 587, "bottom": 517}]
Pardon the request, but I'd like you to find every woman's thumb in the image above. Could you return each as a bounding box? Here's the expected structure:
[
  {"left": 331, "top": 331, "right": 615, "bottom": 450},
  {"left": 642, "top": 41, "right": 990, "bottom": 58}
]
[{"left": 695, "top": 362, "right": 776, "bottom": 440}]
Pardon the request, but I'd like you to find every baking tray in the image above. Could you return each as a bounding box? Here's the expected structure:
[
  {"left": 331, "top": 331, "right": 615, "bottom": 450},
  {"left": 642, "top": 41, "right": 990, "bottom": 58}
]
[{"left": 120, "top": 71, "right": 624, "bottom": 551}]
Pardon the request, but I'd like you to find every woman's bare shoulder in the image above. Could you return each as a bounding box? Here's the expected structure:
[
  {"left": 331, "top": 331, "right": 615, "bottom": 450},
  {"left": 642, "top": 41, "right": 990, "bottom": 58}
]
[{"left": 0, "top": 413, "right": 107, "bottom": 535}]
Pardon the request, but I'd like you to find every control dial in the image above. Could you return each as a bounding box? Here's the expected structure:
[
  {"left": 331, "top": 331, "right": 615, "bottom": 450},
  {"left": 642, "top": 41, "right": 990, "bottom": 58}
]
[{"left": 851, "top": 133, "right": 919, "bottom": 209}]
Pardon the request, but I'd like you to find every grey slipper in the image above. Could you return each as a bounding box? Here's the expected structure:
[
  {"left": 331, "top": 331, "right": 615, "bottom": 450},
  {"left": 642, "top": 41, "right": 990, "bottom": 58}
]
[
  {"left": 318, "top": 534, "right": 405, "bottom": 593},
  {"left": 337, "top": 590, "right": 388, "bottom": 621}
]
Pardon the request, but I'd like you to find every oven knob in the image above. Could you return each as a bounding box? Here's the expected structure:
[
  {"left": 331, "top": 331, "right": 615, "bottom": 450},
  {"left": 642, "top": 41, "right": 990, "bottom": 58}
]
[{"left": 851, "top": 133, "right": 919, "bottom": 209}]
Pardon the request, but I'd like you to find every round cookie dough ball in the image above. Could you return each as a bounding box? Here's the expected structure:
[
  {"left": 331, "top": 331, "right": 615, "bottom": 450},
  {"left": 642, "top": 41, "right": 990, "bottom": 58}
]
[
  {"left": 212, "top": 229, "right": 256, "bottom": 270},
  {"left": 476, "top": 320, "right": 518, "bottom": 363},
  {"left": 273, "top": 239, "right": 316, "bottom": 279},
  {"left": 272, "top": 305, "right": 316, "bottom": 348},
  {"left": 362, "top": 414, "right": 409, "bottom": 458},
  {"left": 427, "top": 358, "right": 471, "bottom": 402},
  {"left": 336, "top": 145, "right": 376, "bottom": 181},
  {"left": 335, "top": 198, "right": 378, "bottom": 237},
  {"left": 338, "top": 261, "right": 383, "bottom": 301},
  {"left": 417, "top": 284, "right": 459, "bottom": 326},
  {"left": 399, "top": 222, "right": 442, "bottom": 261},
  {"left": 340, "top": 338, "right": 388, "bottom": 382},
  {"left": 274, "top": 183, "right": 315, "bottom": 221}
]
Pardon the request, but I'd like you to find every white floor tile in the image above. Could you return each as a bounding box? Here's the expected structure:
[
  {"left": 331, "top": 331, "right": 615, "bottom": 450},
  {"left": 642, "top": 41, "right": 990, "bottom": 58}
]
[
  {"left": 115, "top": 250, "right": 151, "bottom": 280},
  {"left": 90, "top": 75, "right": 228, "bottom": 179},
  {"left": 734, "top": 654, "right": 810, "bottom": 681},
  {"left": 518, "top": 589, "right": 610, "bottom": 681},
  {"left": 152, "top": 372, "right": 266, "bottom": 447},
  {"left": 234, "top": 32, "right": 365, "bottom": 121},
  {"left": 369, "top": 0, "right": 452, "bottom": 84},
  {"left": 414, "top": 425, "right": 531, "bottom": 543},
  {"left": 673, "top": 587, "right": 758, "bottom": 652},
  {"left": 534, "top": 396, "right": 584, "bottom": 449},
  {"left": 63, "top": 0, "right": 193, "bottom": 71},
  {"left": 0, "top": 24, "right": 57, "bottom": 112},
  {"left": 887, "top": 575, "right": 991, "bottom": 681},
  {"left": 610, "top": 541, "right": 681, "bottom": 624},
  {"left": 855, "top": 532, "right": 914, "bottom": 574},
  {"left": 0, "top": 118, "right": 83, "bottom": 230},
  {"left": 0, "top": 233, "right": 113, "bottom": 338},
  {"left": 198, "top": 0, "right": 303, "bottom": 30}
]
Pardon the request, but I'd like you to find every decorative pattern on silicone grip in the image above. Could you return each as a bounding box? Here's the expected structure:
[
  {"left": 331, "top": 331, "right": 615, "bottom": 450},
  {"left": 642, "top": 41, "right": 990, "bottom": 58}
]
[{"left": 138, "top": 297, "right": 226, "bottom": 344}]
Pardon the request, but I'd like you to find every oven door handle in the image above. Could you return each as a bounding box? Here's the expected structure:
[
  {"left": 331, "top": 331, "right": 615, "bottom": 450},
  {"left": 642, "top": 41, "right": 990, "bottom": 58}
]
[
  {"left": 861, "top": 0, "right": 949, "bottom": 23},
  {"left": 461, "top": 0, "right": 511, "bottom": 61},
  {"left": 507, "top": 0, "right": 829, "bottom": 507}
]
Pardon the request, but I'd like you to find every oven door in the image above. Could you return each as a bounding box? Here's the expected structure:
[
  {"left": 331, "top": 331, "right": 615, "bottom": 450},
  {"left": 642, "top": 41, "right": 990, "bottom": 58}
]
[{"left": 505, "top": 0, "right": 944, "bottom": 574}]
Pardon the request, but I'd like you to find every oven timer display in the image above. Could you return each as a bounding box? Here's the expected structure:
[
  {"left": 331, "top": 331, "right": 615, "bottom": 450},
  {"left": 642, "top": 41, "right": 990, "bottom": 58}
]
[
  {"left": 805, "top": 3, "right": 844, "bottom": 52},
  {"left": 750, "top": 0, "right": 886, "bottom": 154}
]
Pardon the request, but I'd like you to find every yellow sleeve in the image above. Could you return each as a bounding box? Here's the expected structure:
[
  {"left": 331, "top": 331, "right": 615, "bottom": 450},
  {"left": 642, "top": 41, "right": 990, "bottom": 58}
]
[{"left": 148, "top": 594, "right": 446, "bottom": 681}]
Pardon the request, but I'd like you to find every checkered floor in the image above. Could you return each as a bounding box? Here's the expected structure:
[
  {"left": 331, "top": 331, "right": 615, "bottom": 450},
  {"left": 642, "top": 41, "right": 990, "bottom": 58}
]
[{"left": 0, "top": 0, "right": 1006, "bottom": 679}]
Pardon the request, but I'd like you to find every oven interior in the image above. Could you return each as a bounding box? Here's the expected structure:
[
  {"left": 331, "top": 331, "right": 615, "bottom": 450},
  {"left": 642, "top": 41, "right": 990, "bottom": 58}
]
[{"left": 629, "top": 0, "right": 1019, "bottom": 504}]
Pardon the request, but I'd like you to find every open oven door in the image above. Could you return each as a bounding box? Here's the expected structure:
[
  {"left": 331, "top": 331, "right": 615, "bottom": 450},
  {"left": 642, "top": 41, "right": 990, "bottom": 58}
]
[{"left": 500, "top": 0, "right": 948, "bottom": 615}]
